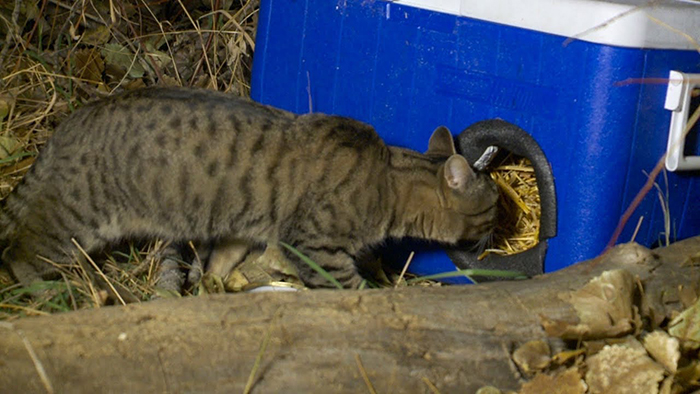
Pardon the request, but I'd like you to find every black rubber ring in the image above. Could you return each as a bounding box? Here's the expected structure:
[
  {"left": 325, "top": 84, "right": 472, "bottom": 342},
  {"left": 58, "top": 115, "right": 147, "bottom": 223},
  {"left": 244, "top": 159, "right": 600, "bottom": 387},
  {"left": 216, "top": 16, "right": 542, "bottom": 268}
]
[{"left": 446, "top": 119, "right": 557, "bottom": 279}]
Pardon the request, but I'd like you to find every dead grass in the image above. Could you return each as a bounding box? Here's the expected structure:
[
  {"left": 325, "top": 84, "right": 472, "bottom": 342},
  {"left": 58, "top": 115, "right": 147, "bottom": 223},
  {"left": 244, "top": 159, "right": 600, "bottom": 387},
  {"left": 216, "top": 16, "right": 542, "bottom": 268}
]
[
  {"left": 483, "top": 155, "right": 541, "bottom": 258},
  {"left": 0, "top": 0, "right": 260, "bottom": 318},
  {"left": 0, "top": 0, "right": 259, "bottom": 194}
]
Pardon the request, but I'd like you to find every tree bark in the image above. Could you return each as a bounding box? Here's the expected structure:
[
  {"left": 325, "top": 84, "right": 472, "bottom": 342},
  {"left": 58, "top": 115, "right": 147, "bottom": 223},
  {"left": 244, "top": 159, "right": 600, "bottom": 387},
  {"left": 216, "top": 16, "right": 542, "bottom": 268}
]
[{"left": 1, "top": 237, "right": 699, "bottom": 394}]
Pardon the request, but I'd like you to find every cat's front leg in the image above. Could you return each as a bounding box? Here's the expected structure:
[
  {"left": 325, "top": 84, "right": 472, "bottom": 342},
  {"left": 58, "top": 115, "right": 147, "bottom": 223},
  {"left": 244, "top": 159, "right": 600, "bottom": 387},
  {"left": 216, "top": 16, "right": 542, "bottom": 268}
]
[
  {"left": 205, "top": 238, "right": 252, "bottom": 278},
  {"left": 282, "top": 243, "right": 363, "bottom": 289}
]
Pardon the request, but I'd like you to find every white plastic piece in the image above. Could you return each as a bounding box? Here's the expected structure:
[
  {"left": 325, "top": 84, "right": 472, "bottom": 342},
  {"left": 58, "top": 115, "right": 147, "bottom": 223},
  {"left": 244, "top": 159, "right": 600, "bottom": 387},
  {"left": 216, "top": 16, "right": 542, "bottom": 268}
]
[
  {"left": 390, "top": 0, "right": 700, "bottom": 50},
  {"left": 665, "top": 70, "right": 700, "bottom": 172},
  {"left": 473, "top": 146, "right": 499, "bottom": 171},
  {"left": 246, "top": 285, "right": 299, "bottom": 293}
]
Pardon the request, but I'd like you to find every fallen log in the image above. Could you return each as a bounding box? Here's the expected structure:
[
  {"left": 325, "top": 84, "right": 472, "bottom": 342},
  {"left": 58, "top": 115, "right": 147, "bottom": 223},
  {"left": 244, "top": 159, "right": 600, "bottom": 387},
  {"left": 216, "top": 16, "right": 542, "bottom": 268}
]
[{"left": 1, "top": 237, "right": 699, "bottom": 393}]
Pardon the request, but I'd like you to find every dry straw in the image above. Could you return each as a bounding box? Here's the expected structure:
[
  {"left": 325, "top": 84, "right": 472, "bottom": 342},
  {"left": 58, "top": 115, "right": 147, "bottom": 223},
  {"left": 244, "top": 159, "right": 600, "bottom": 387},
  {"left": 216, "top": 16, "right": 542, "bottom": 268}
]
[
  {"left": 482, "top": 155, "right": 541, "bottom": 258},
  {"left": 0, "top": 0, "right": 260, "bottom": 316}
]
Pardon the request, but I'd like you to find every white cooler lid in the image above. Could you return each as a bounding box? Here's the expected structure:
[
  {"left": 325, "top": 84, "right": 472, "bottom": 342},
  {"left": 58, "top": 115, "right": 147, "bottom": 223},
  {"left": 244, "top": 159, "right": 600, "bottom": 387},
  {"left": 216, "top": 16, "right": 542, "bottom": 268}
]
[{"left": 391, "top": 0, "right": 700, "bottom": 50}]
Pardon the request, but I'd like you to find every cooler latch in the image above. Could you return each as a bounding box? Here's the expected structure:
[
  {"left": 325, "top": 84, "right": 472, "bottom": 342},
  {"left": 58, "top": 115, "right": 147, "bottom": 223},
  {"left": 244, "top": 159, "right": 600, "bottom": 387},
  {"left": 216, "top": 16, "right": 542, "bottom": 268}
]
[{"left": 665, "top": 70, "right": 700, "bottom": 171}]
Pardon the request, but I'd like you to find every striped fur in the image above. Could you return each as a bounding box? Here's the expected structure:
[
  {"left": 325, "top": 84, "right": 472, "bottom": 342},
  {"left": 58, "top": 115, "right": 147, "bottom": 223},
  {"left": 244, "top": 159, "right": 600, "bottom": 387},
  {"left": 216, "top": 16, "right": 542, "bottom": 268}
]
[{"left": 0, "top": 87, "right": 498, "bottom": 288}]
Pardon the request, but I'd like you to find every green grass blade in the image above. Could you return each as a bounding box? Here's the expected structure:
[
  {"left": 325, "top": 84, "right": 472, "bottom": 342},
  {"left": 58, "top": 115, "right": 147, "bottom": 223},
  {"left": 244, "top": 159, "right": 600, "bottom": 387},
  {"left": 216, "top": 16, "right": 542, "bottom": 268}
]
[
  {"left": 406, "top": 269, "right": 527, "bottom": 284},
  {"left": 9, "top": 280, "right": 68, "bottom": 296},
  {"left": 279, "top": 242, "right": 343, "bottom": 289},
  {"left": 39, "top": 300, "right": 72, "bottom": 313},
  {"left": 24, "top": 50, "right": 51, "bottom": 69},
  {"left": 358, "top": 280, "right": 367, "bottom": 290},
  {"left": 0, "top": 150, "right": 36, "bottom": 165}
]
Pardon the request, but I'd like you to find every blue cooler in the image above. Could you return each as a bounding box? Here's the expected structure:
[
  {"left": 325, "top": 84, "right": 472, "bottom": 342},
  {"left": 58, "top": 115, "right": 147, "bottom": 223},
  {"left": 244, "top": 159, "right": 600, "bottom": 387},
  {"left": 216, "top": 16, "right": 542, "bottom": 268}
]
[{"left": 251, "top": 0, "right": 700, "bottom": 280}]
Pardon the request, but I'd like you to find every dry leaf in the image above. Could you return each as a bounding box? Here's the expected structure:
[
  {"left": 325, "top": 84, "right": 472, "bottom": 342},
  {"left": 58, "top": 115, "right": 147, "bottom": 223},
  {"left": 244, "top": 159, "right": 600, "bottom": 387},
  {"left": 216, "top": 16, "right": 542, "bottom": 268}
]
[
  {"left": 585, "top": 336, "right": 646, "bottom": 356},
  {"left": 541, "top": 317, "right": 575, "bottom": 338},
  {"left": 20, "top": 1, "right": 42, "bottom": 21},
  {"left": 74, "top": 48, "right": 105, "bottom": 83},
  {"left": 668, "top": 297, "right": 700, "bottom": 351},
  {"left": 143, "top": 40, "right": 173, "bottom": 70},
  {"left": 476, "top": 387, "right": 506, "bottom": 394},
  {"left": 158, "top": 74, "right": 181, "bottom": 87},
  {"left": 546, "top": 270, "right": 638, "bottom": 340},
  {"left": 678, "top": 284, "right": 698, "bottom": 308},
  {"left": 223, "top": 270, "right": 249, "bottom": 292},
  {"left": 227, "top": 34, "right": 249, "bottom": 67},
  {"left": 201, "top": 272, "right": 226, "bottom": 294},
  {"left": 82, "top": 25, "right": 111, "bottom": 46},
  {"left": 0, "top": 95, "right": 13, "bottom": 137},
  {"left": 101, "top": 43, "right": 145, "bottom": 79},
  {"left": 676, "top": 359, "right": 700, "bottom": 387},
  {"left": 0, "top": 136, "right": 21, "bottom": 160},
  {"left": 124, "top": 79, "right": 147, "bottom": 90},
  {"left": 513, "top": 340, "right": 551, "bottom": 374},
  {"left": 643, "top": 330, "right": 680, "bottom": 374},
  {"left": 0, "top": 96, "right": 10, "bottom": 120},
  {"left": 221, "top": 244, "right": 302, "bottom": 293},
  {"left": 681, "top": 251, "right": 700, "bottom": 267},
  {"left": 659, "top": 376, "right": 673, "bottom": 394},
  {"left": 551, "top": 348, "right": 585, "bottom": 365},
  {"left": 520, "top": 368, "right": 586, "bottom": 394},
  {"left": 585, "top": 345, "right": 665, "bottom": 394}
]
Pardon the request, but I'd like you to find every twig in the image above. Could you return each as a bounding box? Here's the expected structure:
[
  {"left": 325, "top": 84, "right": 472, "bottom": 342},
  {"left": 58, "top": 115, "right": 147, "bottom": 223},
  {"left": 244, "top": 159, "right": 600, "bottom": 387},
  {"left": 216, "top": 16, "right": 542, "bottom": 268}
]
[
  {"left": 306, "top": 71, "right": 313, "bottom": 113},
  {"left": 243, "top": 307, "right": 280, "bottom": 394},
  {"left": 0, "top": 0, "right": 21, "bottom": 71},
  {"left": 49, "top": 0, "right": 104, "bottom": 24},
  {"left": 615, "top": 77, "right": 700, "bottom": 87},
  {"left": 422, "top": 377, "right": 441, "bottom": 394},
  {"left": 178, "top": 0, "right": 215, "bottom": 87},
  {"left": 646, "top": 14, "right": 700, "bottom": 53},
  {"left": 40, "top": 252, "right": 101, "bottom": 306},
  {"left": 214, "top": 9, "right": 257, "bottom": 49},
  {"left": 394, "top": 251, "right": 415, "bottom": 288},
  {"left": 108, "top": 0, "right": 117, "bottom": 26},
  {"left": 188, "top": 240, "right": 204, "bottom": 279},
  {"left": 122, "top": 29, "right": 248, "bottom": 41},
  {"left": 71, "top": 238, "right": 126, "bottom": 306},
  {"left": 630, "top": 216, "right": 644, "bottom": 243},
  {"left": 109, "top": 44, "right": 143, "bottom": 94},
  {"left": 606, "top": 103, "right": 700, "bottom": 250},
  {"left": 138, "top": 0, "right": 184, "bottom": 85},
  {"left": 115, "top": 5, "right": 164, "bottom": 84},
  {"left": 354, "top": 353, "right": 377, "bottom": 394},
  {"left": 563, "top": 1, "right": 658, "bottom": 46},
  {"left": 0, "top": 322, "right": 55, "bottom": 394},
  {"left": 22, "top": 0, "right": 50, "bottom": 57},
  {"left": 204, "top": 0, "right": 222, "bottom": 88},
  {"left": 652, "top": 170, "right": 671, "bottom": 247},
  {"left": 0, "top": 303, "right": 51, "bottom": 316},
  {"left": 1, "top": 68, "right": 104, "bottom": 86},
  {"left": 53, "top": 1, "right": 81, "bottom": 63}
]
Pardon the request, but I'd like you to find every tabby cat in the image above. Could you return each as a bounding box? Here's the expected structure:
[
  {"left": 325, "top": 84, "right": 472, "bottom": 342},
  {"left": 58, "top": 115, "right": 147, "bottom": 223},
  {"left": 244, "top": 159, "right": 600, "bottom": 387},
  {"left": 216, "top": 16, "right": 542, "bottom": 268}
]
[{"left": 0, "top": 87, "right": 498, "bottom": 288}]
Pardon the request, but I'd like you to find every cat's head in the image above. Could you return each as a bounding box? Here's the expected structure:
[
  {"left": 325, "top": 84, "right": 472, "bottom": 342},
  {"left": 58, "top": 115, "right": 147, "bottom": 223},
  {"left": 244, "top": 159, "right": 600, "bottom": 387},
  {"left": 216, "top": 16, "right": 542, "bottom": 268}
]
[{"left": 426, "top": 126, "right": 499, "bottom": 243}]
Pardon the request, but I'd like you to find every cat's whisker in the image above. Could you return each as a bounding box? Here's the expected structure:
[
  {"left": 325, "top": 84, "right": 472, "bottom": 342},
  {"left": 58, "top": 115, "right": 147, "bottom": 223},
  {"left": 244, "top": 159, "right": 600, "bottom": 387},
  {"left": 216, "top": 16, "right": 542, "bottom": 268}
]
[{"left": 477, "top": 236, "right": 491, "bottom": 255}]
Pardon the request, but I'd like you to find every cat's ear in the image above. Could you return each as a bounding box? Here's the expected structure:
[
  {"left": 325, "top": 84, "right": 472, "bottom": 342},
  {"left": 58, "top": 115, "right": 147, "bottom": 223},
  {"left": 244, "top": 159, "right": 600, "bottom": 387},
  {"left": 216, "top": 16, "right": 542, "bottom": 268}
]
[
  {"left": 444, "top": 155, "right": 475, "bottom": 189},
  {"left": 426, "top": 126, "right": 456, "bottom": 157}
]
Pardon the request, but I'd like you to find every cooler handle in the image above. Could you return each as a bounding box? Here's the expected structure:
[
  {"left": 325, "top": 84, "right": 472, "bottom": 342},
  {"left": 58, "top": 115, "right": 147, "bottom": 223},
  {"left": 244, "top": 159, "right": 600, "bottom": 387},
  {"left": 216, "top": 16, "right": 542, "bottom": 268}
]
[{"left": 665, "top": 70, "right": 700, "bottom": 171}]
